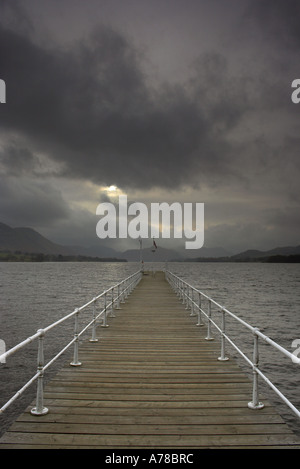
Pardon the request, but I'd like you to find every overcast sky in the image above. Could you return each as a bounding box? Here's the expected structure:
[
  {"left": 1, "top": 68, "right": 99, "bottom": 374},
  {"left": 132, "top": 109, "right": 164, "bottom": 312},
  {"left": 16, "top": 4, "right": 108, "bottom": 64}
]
[{"left": 0, "top": 0, "right": 300, "bottom": 254}]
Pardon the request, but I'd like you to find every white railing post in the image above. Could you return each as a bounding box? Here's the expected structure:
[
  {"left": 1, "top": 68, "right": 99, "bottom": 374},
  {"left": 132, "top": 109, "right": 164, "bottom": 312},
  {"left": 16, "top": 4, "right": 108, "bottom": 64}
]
[
  {"left": 196, "top": 292, "right": 204, "bottom": 326},
  {"left": 31, "top": 330, "right": 49, "bottom": 415},
  {"left": 121, "top": 280, "right": 126, "bottom": 303},
  {"left": 185, "top": 285, "right": 189, "bottom": 310},
  {"left": 116, "top": 284, "right": 121, "bottom": 309},
  {"left": 89, "top": 298, "right": 98, "bottom": 343},
  {"left": 109, "top": 288, "right": 116, "bottom": 317},
  {"left": 186, "top": 285, "right": 190, "bottom": 310},
  {"left": 205, "top": 300, "right": 214, "bottom": 341},
  {"left": 101, "top": 292, "right": 109, "bottom": 327},
  {"left": 175, "top": 277, "right": 179, "bottom": 295},
  {"left": 177, "top": 279, "right": 181, "bottom": 299},
  {"left": 123, "top": 279, "right": 128, "bottom": 300},
  {"left": 181, "top": 281, "right": 185, "bottom": 303},
  {"left": 248, "top": 329, "right": 264, "bottom": 410},
  {"left": 218, "top": 309, "right": 229, "bottom": 361},
  {"left": 190, "top": 288, "right": 196, "bottom": 316},
  {"left": 181, "top": 280, "right": 184, "bottom": 301},
  {"left": 70, "top": 309, "right": 82, "bottom": 366}
]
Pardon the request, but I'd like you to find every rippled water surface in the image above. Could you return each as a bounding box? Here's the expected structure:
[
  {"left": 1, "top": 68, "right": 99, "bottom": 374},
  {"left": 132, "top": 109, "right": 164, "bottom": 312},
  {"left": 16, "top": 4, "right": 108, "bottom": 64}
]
[{"left": 1, "top": 262, "right": 300, "bottom": 437}]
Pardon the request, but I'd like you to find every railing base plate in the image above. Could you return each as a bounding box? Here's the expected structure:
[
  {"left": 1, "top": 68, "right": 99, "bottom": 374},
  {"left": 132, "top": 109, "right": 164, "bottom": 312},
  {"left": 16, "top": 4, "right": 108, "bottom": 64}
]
[
  {"left": 31, "top": 407, "right": 49, "bottom": 416},
  {"left": 248, "top": 401, "right": 265, "bottom": 410}
]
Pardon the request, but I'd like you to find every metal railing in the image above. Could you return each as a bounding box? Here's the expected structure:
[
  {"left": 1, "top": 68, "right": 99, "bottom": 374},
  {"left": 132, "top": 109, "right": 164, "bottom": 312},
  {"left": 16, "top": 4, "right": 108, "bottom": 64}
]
[
  {"left": 165, "top": 270, "right": 300, "bottom": 419},
  {"left": 0, "top": 270, "right": 142, "bottom": 416}
]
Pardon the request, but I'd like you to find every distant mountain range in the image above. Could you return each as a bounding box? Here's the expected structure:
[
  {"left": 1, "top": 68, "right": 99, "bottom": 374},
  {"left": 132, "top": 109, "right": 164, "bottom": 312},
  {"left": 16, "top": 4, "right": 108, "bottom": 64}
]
[
  {"left": 0, "top": 222, "right": 125, "bottom": 260},
  {"left": 0, "top": 221, "right": 299, "bottom": 262},
  {"left": 230, "top": 246, "right": 300, "bottom": 260},
  {"left": 0, "top": 222, "right": 73, "bottom": 255},
  {"left": 0, "top": 222, "right": 231, "bottom": 261},
  {"left": 183, "top": 246, "right": 300, "bottom": 263}
]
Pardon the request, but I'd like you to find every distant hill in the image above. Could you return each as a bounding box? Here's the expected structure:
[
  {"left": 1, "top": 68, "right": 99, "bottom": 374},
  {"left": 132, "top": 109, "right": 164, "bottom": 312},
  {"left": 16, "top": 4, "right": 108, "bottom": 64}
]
[
  {"left": 0, "top": 221, "right": 227, "bottom": 262},
  {"left": 0, "top": 222, "right": 126, "bottom": 261},
  {"left": 180, "top": 245, "right": 300, "bottom": 262},
  {"left": 1, "top": 221, "right": 299, "bottom": 263},
  {"left": 0, "top": 222, "right": 73, "bottom": 255},
  {"left": 231, "top": 245, "right": 300, "bottom": 261}
]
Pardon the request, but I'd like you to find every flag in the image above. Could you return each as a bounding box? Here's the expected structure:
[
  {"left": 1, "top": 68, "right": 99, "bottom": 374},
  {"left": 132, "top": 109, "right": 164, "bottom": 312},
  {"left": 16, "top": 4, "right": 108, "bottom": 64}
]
[{"left": 153, "top": 239, "right": 157, "bottom": 249}]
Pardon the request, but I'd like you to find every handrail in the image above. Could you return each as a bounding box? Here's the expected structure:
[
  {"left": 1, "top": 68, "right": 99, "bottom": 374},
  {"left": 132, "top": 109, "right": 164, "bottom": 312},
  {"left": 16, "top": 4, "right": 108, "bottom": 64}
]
[
  {"left": 0, "top": 270, "right": 142, "bottom": 415},
  {"left": 165, "top": 270, "right": 300, "bottom": 419}
]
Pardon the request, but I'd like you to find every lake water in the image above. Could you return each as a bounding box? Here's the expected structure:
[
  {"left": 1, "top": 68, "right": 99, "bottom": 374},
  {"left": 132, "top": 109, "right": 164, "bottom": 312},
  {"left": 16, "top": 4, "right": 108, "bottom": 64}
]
[{"left": 0, "top": 261, "right": 300, "bottom": 438}]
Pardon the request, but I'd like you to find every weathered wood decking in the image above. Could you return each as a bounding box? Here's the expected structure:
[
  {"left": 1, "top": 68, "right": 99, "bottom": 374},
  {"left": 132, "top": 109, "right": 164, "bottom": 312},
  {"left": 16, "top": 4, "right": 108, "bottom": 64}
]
[{"left": 1, "top": 271, "right": 300, "bottom": 449}]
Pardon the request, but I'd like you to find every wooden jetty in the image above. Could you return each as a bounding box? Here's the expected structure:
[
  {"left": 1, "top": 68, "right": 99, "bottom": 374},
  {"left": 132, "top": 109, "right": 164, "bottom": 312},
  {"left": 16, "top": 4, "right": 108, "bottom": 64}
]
[{"left": 0, "top": 271, "right": 300, "bottom": 449}]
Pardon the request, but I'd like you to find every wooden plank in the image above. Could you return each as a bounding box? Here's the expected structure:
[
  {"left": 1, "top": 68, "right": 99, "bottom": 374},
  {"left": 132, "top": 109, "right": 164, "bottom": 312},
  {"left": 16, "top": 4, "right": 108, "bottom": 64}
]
[
  {"left": 8, "top": 421, "right": 293, "bottom": 436},
  {"left": 1, "top": 431, "right": 300, "bottom": 448},
  {"left": 0, "top": 270, "right": 299, "bottom": 449},
  {"left": 16, "top": 411, "right": 284, "bottom": 425},
  {"left": 20, "top": 404, "right": 281, "bottom": 417},
  {"left": 35, "top": 398, "right": 260, "bottom": 408}
]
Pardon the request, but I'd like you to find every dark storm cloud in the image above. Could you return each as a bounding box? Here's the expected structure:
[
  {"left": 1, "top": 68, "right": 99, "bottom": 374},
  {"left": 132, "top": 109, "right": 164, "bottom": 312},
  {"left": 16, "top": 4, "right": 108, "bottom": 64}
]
[
  {"left": 0, "top": 175, "right": 69, "bottom": 226},
  {"left": 245, "top": 0, "right": 300, "bottom": 50},
  {"left": 0, "top": 143, "right": 37, "bottom": 176},
  {"left": 1, "top": 0, "right": 300, "bottom": 252},
  {"left": 0, "top": 13, "right": 251, "bottom": 191},
  {"left": 1, "top": 0, "right": 298, "bottom": 196}
]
